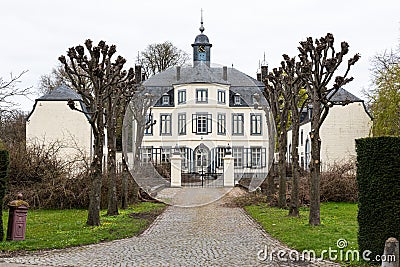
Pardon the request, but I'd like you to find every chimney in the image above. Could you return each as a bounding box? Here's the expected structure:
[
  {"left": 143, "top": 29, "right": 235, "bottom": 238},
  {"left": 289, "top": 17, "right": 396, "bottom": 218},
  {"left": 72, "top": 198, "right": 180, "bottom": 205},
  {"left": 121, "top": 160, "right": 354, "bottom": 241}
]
[
  {"left": 176, "top": 66, "right": 181, "bottom": 81},
  {"left": 135, "top": 65, "right": 142, "bottom": 84},
  {"left": 261, "top": 65, "right": 268, "bottom": 81},
  {"left": 223, "top": 66, "right": 228, "bottom": 81}
]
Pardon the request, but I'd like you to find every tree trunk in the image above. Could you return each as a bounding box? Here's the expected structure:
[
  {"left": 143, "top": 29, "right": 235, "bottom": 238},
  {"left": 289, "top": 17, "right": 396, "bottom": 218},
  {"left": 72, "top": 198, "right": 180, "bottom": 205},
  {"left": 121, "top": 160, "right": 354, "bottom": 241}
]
[
  {"left": 132, "top": 118, "right": 145, "bottom": 175},
  {"left": 87, "top": 114, "right": 104, "bottom": 226},
  {"left": 265, "top": 162, "right": 276, "bottom": 201},
  {"left": 121, "top": 165, "right": 128, "bottom": 209},
  {"left": 106, "top": 120, "right": 118, "bottom": 216},
  {"left": 288, "top": 121, "right": 300, "bottom": 217},
  {"left": 277, "top": 132, "right": 287, "bottom": 208},
  {"left": 309, "top": 112, "right": 322, "bottom": 226},
  {"left": 264, "top": 107, "right": 276, "bottom": 201},
  {"left": 106, "top": 95, "right": 119, "bottom": 216}
]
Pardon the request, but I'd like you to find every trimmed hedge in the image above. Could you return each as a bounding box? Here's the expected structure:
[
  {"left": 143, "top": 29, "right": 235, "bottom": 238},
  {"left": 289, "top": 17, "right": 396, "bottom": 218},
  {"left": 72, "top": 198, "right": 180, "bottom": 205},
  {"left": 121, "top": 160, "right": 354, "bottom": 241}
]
[
  {"left": 0, "top": 149, "right": 10, "bottom": 241},
  {"left": 356, "top": 137, "right": 400, "bottom": 263}
]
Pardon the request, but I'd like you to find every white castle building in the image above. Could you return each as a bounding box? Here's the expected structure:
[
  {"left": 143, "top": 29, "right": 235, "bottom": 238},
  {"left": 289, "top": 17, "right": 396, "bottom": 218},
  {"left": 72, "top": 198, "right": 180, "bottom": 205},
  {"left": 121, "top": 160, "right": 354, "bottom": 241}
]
[
  {"left": 26, "top": 85, "right": 93, "bottom": 162},
  {"left": 125, "top": 22, "right": 272, "bottom": 182},
  {"left": 287, "top": 89, "right": 372, "bottom": 170}
]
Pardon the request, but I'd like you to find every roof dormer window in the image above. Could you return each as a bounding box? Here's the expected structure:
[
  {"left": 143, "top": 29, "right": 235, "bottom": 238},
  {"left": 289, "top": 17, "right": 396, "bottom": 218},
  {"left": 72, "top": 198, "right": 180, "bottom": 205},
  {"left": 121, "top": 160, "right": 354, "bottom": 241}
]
[
  {"left": 162, "top": 94, "right": 170, "bottom": 105},
  {"left": 234, "top": 94, "right": 241, "bottom": 105}
]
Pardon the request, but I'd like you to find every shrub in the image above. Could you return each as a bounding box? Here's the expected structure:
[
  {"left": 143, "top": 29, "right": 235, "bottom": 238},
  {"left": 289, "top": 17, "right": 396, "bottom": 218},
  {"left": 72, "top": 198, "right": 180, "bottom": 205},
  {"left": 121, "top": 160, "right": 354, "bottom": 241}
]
[
  {"left": 320, "top": 159, "right": 358, "bottom": 202},
  {"left": 4, "top": 142, "right": 137, "bottom": 209},
  {"left": 265, "top": 160, "right": 358, "bottom": 207},
  {"left": 356, "top": 137, "right": 400, "bottom": 263}
]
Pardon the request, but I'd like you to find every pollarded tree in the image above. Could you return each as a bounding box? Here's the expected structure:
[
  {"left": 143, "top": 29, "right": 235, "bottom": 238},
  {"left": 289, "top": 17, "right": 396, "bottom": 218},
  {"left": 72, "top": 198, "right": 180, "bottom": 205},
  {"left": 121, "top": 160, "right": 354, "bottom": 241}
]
[
  {"left": 296, "top": 33, "right": 360, "bottom": 225},
  {"left": 140, "top": 41, "right": 189, "bottom": 79},
  {"left": 127, "top": 90, "right": 156, "bottom": 174},
  {"left": 263, "top": 67, "right": 291, "bottom": 209},
  {"left": 280, "top": 54, "right": 308, "bottom": 217},
  {"left": 59, "top": 39, "right": 137, "bottom": 226},
  {"left": 105, "top": 67, "right": 139, "bottom": 216}
]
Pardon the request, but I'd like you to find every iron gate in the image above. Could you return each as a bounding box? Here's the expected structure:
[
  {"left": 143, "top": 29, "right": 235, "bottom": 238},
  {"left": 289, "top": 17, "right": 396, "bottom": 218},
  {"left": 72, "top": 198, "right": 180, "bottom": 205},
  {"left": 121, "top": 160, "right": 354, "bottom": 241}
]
[{"left": 181, "top": 146, "right": 224, "bottom": 188}]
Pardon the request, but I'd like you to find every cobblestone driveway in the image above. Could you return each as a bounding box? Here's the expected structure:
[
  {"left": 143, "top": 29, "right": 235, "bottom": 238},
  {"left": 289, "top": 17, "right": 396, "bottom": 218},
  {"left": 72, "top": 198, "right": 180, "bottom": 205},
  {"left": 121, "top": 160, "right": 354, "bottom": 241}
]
[{"left": 0, "top": 188, "right": 338, "bottom": 267}]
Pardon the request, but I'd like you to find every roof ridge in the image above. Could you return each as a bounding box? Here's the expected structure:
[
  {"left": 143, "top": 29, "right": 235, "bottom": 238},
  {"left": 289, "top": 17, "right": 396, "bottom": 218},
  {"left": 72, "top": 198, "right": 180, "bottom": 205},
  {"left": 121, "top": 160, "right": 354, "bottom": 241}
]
[{"left": 38, "top": 84, "right": 82, "bottom": 101}]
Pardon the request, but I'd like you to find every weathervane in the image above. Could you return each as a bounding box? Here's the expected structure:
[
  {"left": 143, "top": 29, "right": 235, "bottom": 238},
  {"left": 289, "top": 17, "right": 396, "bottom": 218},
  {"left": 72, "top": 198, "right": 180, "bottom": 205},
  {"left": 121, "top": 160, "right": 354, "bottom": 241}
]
[
  {"left": 199, "top": 8, "right": 205, "bottom": 33},
  {"left": 261, "top": 52, "right": 268, "bottom": 66}
]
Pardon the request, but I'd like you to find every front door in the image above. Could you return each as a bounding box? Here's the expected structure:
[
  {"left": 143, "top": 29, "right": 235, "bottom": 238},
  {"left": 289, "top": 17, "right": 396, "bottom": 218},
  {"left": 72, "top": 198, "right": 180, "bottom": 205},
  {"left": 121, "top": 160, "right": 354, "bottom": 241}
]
[{"left": 196, "top": 147, "right": 208, "bottom": 174}]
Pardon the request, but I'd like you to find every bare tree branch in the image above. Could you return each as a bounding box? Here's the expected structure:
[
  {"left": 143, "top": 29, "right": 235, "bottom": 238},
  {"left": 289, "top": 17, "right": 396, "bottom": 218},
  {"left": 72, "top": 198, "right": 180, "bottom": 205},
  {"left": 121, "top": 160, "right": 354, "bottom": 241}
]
[{"left": 0, "top": 71, "right": 32, "bottom": 114}]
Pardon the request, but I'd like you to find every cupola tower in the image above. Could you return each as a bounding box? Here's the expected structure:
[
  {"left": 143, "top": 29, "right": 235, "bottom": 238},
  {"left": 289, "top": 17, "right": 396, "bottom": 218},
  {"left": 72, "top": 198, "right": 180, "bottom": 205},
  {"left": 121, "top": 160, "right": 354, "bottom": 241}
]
[{"left": 192, "top": 9, "right": 212, "bottom": 67}]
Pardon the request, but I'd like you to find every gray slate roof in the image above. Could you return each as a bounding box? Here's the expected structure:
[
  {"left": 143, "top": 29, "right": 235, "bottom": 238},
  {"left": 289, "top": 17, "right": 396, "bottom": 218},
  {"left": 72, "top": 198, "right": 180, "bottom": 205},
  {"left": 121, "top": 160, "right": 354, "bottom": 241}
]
[
  {"left": 297, "top": 88, "right": 369, "bottom": 125},
  {"left": 38, "top": 84, "right": 82, "bottom": 101},
  {"left": 142, "top": 62, "right": 267, "bottom": 107},
  {"left": 143, "top": 62, "right": 263, "bottom": 88},
  {"left": 194, "top": 33, "right": 210, "bottom": 44},
  {"left": 328, "top": 88, "right": 362, "bottom": 104}
]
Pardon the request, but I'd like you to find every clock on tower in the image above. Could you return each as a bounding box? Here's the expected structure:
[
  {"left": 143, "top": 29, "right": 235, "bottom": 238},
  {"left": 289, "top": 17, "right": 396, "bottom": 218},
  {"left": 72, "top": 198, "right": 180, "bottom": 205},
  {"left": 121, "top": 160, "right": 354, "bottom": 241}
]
[{"left": 198, "top": 45, "right": 206, "bottom": 61}]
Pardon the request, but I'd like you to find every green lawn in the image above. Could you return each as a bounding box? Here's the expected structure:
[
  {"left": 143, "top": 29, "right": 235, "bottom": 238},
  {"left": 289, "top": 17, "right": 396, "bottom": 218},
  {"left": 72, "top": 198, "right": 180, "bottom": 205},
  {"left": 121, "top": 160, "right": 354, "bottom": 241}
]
[
  {"left": 0, "top": 202, "right": 165, "bottom": 252},
  {"left": 245, "top": 202, "right": 375, "bottom": 266}
]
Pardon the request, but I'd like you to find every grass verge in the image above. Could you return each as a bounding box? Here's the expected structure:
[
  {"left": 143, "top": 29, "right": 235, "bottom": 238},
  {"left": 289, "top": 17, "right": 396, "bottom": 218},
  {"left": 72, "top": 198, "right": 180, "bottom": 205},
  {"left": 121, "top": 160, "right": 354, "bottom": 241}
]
[
  {"left": 0, "top": 202, "right": 165, "bottom": 254},
  {"left": 245, "top": 202, "right": 376, "bottom": 266}
]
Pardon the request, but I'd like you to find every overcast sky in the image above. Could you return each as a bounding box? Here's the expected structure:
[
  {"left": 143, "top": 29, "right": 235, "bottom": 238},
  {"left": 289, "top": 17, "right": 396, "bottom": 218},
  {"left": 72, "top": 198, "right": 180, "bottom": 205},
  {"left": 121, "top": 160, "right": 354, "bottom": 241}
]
[{"left": 1, "top": 0, "right": 399, "bottom": 112}]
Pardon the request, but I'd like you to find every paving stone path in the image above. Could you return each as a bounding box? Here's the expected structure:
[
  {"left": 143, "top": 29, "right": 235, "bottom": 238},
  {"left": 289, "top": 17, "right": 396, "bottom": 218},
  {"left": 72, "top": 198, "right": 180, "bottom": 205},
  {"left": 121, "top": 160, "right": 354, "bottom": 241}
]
[{"left": 0, "top": 188, "right": 338, "bottom": 267}]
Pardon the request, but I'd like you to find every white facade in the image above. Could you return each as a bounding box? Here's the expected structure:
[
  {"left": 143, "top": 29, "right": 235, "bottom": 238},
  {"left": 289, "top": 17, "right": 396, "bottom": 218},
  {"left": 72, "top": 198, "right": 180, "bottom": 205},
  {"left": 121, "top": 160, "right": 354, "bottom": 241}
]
[
  {"left": 123, "top": 24, "right": 273, "bottom": 182},
  {"left": 26, "top": 85, "right": 92, "bottom": 162},
  {"left": 287, "top": 98, "right": 372, "bottom": 170},
  {"left": 139, "top": 81, "right": 271, "bottom": 179}
]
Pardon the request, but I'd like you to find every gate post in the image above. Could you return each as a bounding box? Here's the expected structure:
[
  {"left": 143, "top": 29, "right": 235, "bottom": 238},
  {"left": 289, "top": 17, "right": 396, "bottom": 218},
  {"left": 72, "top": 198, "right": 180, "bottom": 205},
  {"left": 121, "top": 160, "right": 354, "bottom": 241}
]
[
  {"left": 170, "top": 146, "right": 182, "bottom": 187},
  {"left": 382, "top": 237, "right": 399, "bottom": 267},
  {"left": 223, "top": 146, "right": 234, "bottom": 187}
]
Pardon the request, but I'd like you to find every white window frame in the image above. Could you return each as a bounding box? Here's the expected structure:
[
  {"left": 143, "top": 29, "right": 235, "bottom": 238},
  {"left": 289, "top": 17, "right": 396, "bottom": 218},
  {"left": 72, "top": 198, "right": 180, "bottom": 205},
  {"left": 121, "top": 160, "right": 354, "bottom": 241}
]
[
  {"left": 197, "top": 114, "right": 208, "bottom": 134},
  {"left": 192, "top": 113, "right": 212, "bottom": 135},
  {"left": 178, "top": 113, "right": 186, "bottom": 135},
  {"left": 216, "top": 147, "right": 225, "bottom": 168},
  {"left": 250, "top": 114, "right": 262, "bottom": 135},
  {"left": 217, "top": 113, "right": 226, "bottom": 135},
  {"left": 179, "top": 147, "right": 188, "bottom": 169},
  {"left": 160, "top": 113, "right": 172, "bottom": 135},
  {"left": 162, "top": 95, "right": 170, "bottom": 105},
  {"left": 251, "top": 147, "right": 262, "bottom": 168},
  {"left": 178, "top": 90, "right": 186, "bottom": 104},
  {"left": 234, "top": 94, "right": 241, "bottom": 105},
  {"left": 233, "top": 147, "right": 244, "bottom": 168},
  {"left": 232, "top": 113, "right": 244, "bottom": 135},
  {"left": 196, "top": 89, "right": 208, "bottom": 103},
  {"left": 217, "top": 90, "right": 226, "bottom": 104}
]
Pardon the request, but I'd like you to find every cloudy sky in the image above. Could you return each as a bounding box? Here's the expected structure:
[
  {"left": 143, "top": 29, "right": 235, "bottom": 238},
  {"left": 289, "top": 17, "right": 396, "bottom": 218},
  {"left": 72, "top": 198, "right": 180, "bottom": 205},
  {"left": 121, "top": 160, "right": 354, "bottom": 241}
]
[{"left": 1, "top": 0, "right": 399, "bottom": 111}]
